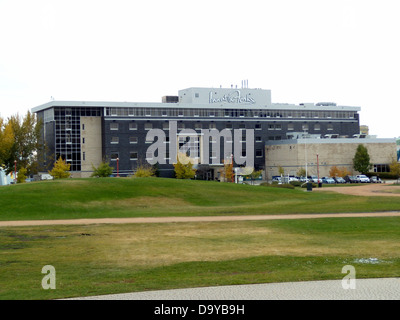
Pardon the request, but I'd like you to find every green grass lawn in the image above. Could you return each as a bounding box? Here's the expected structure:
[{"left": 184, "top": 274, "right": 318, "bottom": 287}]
[
  {"left": 1, "top": 177, "right": 400, "bottom": 221},
  {"left": 1, "top": 177, "right": 400, "bottom": 300},
  {"left": 1, "top": 217, "right": 399, "bottom": 299}
]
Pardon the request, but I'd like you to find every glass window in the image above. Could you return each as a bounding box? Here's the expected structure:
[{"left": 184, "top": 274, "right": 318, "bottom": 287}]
[
  {"left": 130, "top": 152, "right": 138, "bottom": 160},
  {"left": 129, "top": 137, "right": 138, "bottom": 144},
  {"left": 110, "top": 122, "right": 119, "bottom": 130},
  {"left": 111, "top": 137, "right": 119, "bottom": 144}
]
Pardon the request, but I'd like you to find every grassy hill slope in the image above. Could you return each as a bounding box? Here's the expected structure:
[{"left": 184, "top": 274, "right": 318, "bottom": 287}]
[{"left": 1, "top": 177, "right": 400, "bottom": 221}]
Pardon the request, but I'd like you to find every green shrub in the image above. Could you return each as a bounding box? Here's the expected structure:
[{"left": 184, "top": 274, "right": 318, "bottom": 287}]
[
  {"left": 91, "top": 162, "right": 113, "bottom": 177},
  {"left": 366, "top": 172, "right": 398, "bottom": 180},
  {"left": 260, "top": 182, "right": 295, "bottom": 189},
  {"left": 301, "top": 182, "right": 317, "bottom": 188}
]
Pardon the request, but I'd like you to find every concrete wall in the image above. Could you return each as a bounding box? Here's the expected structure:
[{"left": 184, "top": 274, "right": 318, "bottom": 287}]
[
  {"left": 265, "top": 138, "right": 397, "bottom": 180},
  {"left": 80, "top": 116, "right": 103, "bottom": 178}
]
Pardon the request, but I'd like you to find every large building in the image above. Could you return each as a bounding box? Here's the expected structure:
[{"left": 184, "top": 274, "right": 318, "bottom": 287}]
[
  {"left": 265, "top": 135, "right": 397, "bottom": 180},
  {"left": 32, "top": 86, "right": 362, "bottom": 178}
]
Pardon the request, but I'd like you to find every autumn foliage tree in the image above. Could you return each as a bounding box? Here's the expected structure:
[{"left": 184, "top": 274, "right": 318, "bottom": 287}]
[
  {"left": 0, "top": 117, "right": 14, "bottom": 167},
  {"left": 329, "top": 166, "right": 351, "bottom": 178},
  {"left": 0, "top": 111, "right": 41, "bottom": 175},
  {"left": 49, "top": 157, "right": 71, "bottom": 179},
  {"left": 173, "top": 153, "right": 196, "bottom": 179}
]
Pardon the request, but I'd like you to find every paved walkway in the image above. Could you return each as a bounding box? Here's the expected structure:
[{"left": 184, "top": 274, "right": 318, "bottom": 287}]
[
  {"left": 2, "top": 211, "right": 400, "bottom": 227},
  {"left": 68, "top": 278, "right": 400, "bottom": 300}
]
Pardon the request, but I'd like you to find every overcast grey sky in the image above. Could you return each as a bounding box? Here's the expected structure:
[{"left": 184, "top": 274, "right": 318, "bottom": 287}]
[{"left": 1, "top": 0, "right": 399, "bottom": 138}]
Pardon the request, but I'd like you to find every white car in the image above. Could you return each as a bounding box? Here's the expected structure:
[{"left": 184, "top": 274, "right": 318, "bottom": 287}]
[{"left": 356, "top": 175, "right": 370, "bottom": 183}]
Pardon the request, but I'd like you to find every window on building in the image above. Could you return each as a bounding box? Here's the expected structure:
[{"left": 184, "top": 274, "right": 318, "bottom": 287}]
[
  {"left": 129, "top": 136, "right": 138, "bottom": 144},
  {"left": 110, "top": 122, "right": 119, "bottom": 130},
  {"left": 209, "top": 123, "right": 216, "bottom": 129},
  {"left": 302, "top": 124, "right": 309, "bottom": 131},
  {"left": 288, "top": 123, "right": 294, "bottom": 131},
  {"left": 314, "top": 123, "right": 321, "bottom": 131},
  {"left": 129, "top": 122, "right": 137, "bottom": 130},
  {"left": 130, "top": 152, "right": 138, "bottom": 160},
  {"left": 195, "top": 123, "right": 202, "bottom": 130},
  {"left": 255, "top": 123, "right": 261, "bottom": 130},
  {"left": 110, "top": 153, "right": 119, "bottom": 160},
  {"left": 256, "top": 149, "right": 263, "bottom": 157},
  {"left": 327, "top": 124, "right": 333, "bottom": 131},
  {"left": 111, "top": 137, "right": 119, "bottom": 144},
  {"left": 163, "top": 122, "right": 169, "bottom": 130},
  {"left": 145, "top": 123, "right": 153, "bottom": 130}
]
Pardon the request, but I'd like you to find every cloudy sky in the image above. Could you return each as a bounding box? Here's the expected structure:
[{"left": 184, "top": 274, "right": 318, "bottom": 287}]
[{"left": 1, "top": 0, "right": 399, "bottom": 138}]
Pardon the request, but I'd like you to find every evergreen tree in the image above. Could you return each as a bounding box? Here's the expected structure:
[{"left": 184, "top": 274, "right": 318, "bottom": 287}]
[{"left": 353, "top": 144, "right": 372, "bottom": 174}]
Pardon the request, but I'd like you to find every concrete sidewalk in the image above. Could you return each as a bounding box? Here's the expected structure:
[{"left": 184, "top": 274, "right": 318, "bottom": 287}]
[{"left": 68, "top": 278, "right": 400, "bottom": 300}]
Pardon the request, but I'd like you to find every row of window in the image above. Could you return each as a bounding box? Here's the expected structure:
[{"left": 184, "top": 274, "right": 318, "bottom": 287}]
[
  {"left": 105, "top": 149, "right": 264, "bottom": 162},
  {"left": 108, "top": 122, "right": 335, "bottom": 131},
  {"left": 108, "top": 135, "right": 266, "bottom": 144},
  {"left": 105, "top": 107, "right": 356, "bottom": 120}
]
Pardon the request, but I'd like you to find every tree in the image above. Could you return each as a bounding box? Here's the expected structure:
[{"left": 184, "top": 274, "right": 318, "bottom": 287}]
[
  {"left": 353, "top": 144, "right": 372, "bottom": 174},
  {"left": 0, "top": 117, "right": 14, "bottom": 166},
  {"left": 297, "top": 168, "right": 306, "bottom": 178},
  {"left": 91, "top": 161, "right": 113, "bottom": 177},
  {"left": 245, "top": 169, "right": 263, "bottom": 185},
  {"left": 49, "top": 157, "right": 71, "bottom": 179},
  {"left": 221, "top": 159, "right": 234, "bottom": 182},
  {"left": 173, "top": 153, "right": 196, "bottom": 179},
  {"left": 17, "top": 167, "right": 27, "bottom": 183},
  {"left": 389, "top": 159, "right": 400, "bottom": 183},
  {"left": 1, "top": 111, "right": 41, "bottom": 175}
]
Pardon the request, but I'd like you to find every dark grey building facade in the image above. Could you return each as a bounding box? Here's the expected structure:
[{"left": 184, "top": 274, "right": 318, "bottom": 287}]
[{"left": 32, "top": 86, "right": 361, "bottom": 178}]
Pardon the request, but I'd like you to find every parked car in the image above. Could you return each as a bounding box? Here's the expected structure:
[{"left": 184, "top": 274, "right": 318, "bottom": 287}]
[
  {"left": 309, "top": 176, "right": 322, "bottom": 183},
  {"left": 370, "top": 176, "right": 382, "bottom": 183},
  {"left": 356, "top": 175, "right": 370, "bottom": 183},
  {"left": 322, "top": 177, "right": 335, "bottom": 184},
  {"left": 344, "top": 175, "right": 358, "bottom": 183},
  {"left": 333, "top": 176, "right": 346, "bottom": 184},
  {"left": 299, "top": 176, "right": 310, "bottom": 182}
]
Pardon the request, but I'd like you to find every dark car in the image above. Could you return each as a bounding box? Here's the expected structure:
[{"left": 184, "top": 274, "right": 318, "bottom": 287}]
[
  {"left": 333, "top": 176, "right": 346, "bottom": 184},
  {"left": 344, "top": 175, "right": 358, "bottom": 183}
]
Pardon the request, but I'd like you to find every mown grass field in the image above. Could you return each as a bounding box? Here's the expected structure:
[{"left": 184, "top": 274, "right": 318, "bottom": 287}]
[
  {"left": 1, "top": 177, "right": 400, "bottom": 220},
  {"left": 1, "top": 178, "right": 400, "bottom": 299}
]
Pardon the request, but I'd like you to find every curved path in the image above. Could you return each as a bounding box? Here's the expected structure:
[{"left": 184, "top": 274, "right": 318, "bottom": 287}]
[{"left": 68, "top": 278, "right": 400, "bottom": 300}]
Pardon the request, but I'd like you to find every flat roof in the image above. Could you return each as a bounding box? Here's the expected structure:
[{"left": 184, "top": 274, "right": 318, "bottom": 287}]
[{"left": 32, "top": 100, "right": 361, "bottom": 113}]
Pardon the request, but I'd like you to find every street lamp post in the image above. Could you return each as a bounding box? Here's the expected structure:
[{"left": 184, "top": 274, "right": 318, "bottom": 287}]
[{"left": 116, "top": 158, "right": 119, "bottom": 177}]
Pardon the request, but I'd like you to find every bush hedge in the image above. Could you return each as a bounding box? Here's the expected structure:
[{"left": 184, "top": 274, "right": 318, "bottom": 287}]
[{"left": 366, "top": 172, "right": 399, "bottom": 180}]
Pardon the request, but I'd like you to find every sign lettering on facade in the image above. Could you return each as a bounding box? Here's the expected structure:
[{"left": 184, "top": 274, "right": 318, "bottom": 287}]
[{"left": 209, "top": 90, "right": 256, "bottom": 105}]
